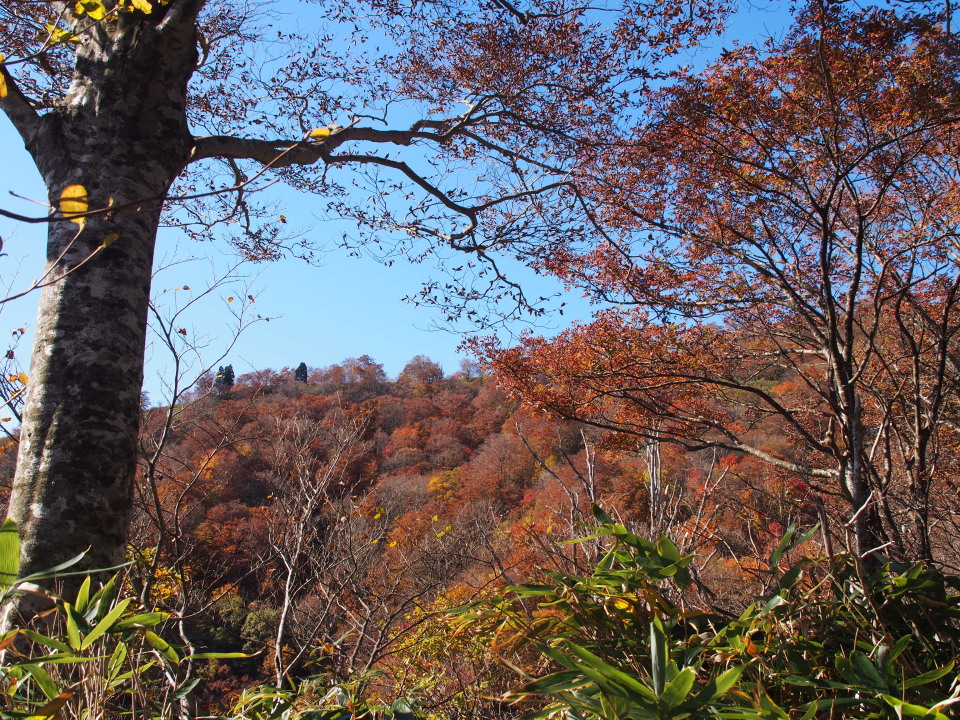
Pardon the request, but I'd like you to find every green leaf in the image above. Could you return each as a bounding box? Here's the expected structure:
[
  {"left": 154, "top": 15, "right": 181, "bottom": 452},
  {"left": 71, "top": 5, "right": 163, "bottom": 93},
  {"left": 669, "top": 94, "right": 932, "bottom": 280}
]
[
  {"left": 656, "top": 535, "right": 682, "bottom": 563},
  {"left": 0, "top": 518, "right": 20, "bottom": 593},
  {"left": 188, "top": 651, "right": 252, "bottom": 660},
  {"left": 89, "top": 574, "right": 119, "bottom": 622},
  {"left": 22, "top": 664, "right": 58, "bottom": 700},
  {"left": 145, "top": 630, "right": 180, "bottom": 664},
  {"left": 113, "top": 611, "right": 168, "bottom": 630},
  {"left": 107, "top": 642, "right": 127, "bottom": 683},
  {"left": 80, "top": 597, "right": 130, "bottom": 649},
  {"left": 650, "top": 617, "right": 667, "bottom": 697},
  {"left": 659, "top": 667, "right": 696, "bottom": 711},
  {"left": 694, "top": 665, "right": 744, "bottom": 704},
  {"left": 20, "top": 630, "right": 70, "bottom": 653},
  {"left": 62, "top": 603, "right": 82, "bottom": 651},
  {"left": 851, "top": 651, "right": 888, "bottom": 692},
  {"left": 881, "top": 694, "right": 950, "bottom": 719},
  {"left": 902, "top": 661, "right": 955, "bottom": 690},
  {"left": 556, "top": 642, "right": 657, "bottom": 702},
  {"left": 73, "top": 576, "right": 90, "bottom": 616},
  {"left": 174, "top": 678, "right": 201, "bottom": 700}
]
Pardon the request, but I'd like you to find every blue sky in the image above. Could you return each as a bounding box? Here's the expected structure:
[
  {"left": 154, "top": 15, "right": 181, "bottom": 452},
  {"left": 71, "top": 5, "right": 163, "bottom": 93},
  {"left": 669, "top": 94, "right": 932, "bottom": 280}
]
[
  {"left": 0, "top": 0, "right": 800, "bottom": 406},
  {"left": 0, "top": 120, "right": 585, "bottom": 404}
]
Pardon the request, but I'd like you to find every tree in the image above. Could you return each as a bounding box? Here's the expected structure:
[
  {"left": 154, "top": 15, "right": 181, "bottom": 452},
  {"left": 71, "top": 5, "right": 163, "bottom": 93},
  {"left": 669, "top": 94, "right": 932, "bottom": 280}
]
[
  {"left": 294, "top": 362, "right": 308, "bottom": 384},
  {"left": 0, "top": 0, "right": 733, "bottom": 573},
  {"left": 481, "top": 3, "right": 960, "bottom": 564},
  {"left": 214, "top": 364, "right": 235, "bottom": 395}
]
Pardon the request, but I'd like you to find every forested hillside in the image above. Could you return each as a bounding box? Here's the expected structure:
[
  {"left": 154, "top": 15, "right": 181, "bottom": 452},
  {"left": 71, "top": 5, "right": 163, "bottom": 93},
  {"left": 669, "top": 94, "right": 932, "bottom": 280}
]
[{"left": 2, "top": 353, "right": 957, "bottom": 718}]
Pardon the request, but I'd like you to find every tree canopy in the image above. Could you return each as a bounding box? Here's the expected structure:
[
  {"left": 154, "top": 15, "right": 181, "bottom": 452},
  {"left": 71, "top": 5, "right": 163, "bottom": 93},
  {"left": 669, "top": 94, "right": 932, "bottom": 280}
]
[{"left": 479, "top": 1, "right": 960, "bottom": 564}]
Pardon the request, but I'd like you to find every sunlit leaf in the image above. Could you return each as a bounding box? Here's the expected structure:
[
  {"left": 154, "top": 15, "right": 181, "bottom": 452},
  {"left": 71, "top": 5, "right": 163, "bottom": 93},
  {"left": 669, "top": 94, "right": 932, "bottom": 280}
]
[
  {"left": 59, "top": 185, "right": 89, "bottom": 225},
  {"left": 0, "top": 519, "right": 19, "bottom": 594}
]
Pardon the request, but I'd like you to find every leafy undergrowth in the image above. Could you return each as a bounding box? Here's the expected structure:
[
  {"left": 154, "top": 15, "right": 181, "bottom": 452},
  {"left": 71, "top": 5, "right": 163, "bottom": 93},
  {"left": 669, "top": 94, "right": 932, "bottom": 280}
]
[{"left": 0, "top": 513, "right": 958, "bottom": 719}]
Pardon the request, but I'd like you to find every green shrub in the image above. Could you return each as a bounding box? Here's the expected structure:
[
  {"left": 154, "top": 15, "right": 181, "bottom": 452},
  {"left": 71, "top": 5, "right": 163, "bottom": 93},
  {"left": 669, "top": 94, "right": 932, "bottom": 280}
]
[{"left": 456, "top": 508, "right": 960, "bottom": 719}]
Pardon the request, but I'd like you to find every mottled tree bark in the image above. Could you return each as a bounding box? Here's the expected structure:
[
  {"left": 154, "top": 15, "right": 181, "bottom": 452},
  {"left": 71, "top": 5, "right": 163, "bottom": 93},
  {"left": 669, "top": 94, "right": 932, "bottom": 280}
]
[{"left": 3, "top": 2, "right": 200, "bottom": 578}]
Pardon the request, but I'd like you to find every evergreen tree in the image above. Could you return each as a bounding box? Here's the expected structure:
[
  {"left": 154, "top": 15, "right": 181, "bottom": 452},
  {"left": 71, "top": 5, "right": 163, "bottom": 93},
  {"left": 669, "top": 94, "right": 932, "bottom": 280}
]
[
  {"left": 215, "top": 364, "right": 235, "bottom": 395},
  {"left": 294, "top": 362, "right": 308, "bottom": 384}
]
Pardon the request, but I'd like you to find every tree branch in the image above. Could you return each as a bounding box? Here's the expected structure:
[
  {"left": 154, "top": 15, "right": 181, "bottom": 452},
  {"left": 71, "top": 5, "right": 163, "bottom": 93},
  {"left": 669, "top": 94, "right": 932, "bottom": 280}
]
[
  {"left": 0, "top": 64, "right": 42, "bottom": 150},
  {"left": 189, "top": 124, "right": 446, "bottom": 167}
]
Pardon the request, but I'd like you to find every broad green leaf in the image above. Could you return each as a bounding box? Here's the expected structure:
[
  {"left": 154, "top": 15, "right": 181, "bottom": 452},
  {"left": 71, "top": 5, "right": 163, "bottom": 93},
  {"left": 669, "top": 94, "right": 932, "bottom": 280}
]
[
  {"left": 23, "top": 664, "right": 58, "bottom": 700},
  {"left": 145, "top": 630, "right": 180, "bottom": 664},
  {"left": 80, "top": 597, "right": 130, "bottom": 649},
  {"left": 851, "top": 651, "right": 888, "bottom": 692},
  {"left": 659, "top": 667, "right": 696, "bottom": 711},
  {"left": 18, "top": 549, "right": 89, "bottom": 582},
  {"left": 174, "top": 678, "right": 201, "bottom": 700},
  {"left": 107, "top": 642, "right": 127, "bottom": 682},
  {"left": 90, "top": 574, "right": 119, "bottom": 622},
  {"left": 113, "top": 611, "right": 168, "bottom": 630},
  {"left": 189, "top": 651, "right": 253, "bottom": 660},
  {"left": 656, "top": 535, "right": 682, "bottom": 562},
  {"left": 74, "top": 576, "right": 90, "bottom": 616},
  {"left": 902, "top": 661, "right": 955, "bottom": 690},
  {"left": 62, "top": 603, "right": 82, "bottom": 651},
  {"left": 560, "top": 641, "right": 657, "bottom": 701},
  {"left": 20, "top": 630, "right": 70, "bottom": 653},
  {"left": 523, "top": 670, "right": 590, "bottom": 695},
  {"left": 0, "top": 518, "right": 20, "bottom": 593},
  {"left": 696, "top": 665, "right": 745, "bottom": 703},
  {"left": 881, "top": 694, "right": 950, "bottom": 719}
]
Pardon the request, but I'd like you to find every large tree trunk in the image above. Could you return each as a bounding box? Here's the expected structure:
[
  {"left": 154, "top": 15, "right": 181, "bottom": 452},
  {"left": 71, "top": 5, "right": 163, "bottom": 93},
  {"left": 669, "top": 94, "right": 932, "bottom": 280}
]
[
  {"left": 10, "top": 182, "right": 165, "bottom": 577},
  {"left": 7, "top": 8, "right": 198, "bottom": 579}
]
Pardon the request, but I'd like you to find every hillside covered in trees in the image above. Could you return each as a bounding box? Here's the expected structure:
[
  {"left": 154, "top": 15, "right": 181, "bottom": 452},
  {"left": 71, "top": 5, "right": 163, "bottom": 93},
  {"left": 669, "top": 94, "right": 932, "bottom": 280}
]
[{"left": 0, "top": 351, "right": 954, "bottom": 718}]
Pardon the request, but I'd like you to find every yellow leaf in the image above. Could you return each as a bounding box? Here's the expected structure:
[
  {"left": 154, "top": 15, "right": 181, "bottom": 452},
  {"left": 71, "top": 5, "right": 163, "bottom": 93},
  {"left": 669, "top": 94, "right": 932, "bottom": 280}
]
[
  {"left": 17, "top": 373, "right": 27, "bottom": 386},
  {"left": 47, "top": 23, "right": 79, "bottom": 43},
  {"left": 432, "top": 515, "right": 438, "bottom": 522},
  {"left": 129, "top": 0, "right": 152, "bottom": 12},
  {"left": 308, "top": 127, "right": 332, "bottom": 140},
  {"left": 59, "top": 184, "right": 88, "bottom": 225},
  {"left": 75, "top": 0, "right": 106, "bottom": 20},
  {"left": 389, "top": 540, "right": 397, "bottom": 547},
  {"left": 0, "top": 73, "right": 6, "bottom": 100},
  {"left": 99, "top": 233, "right": 119, "bottom": 250}
]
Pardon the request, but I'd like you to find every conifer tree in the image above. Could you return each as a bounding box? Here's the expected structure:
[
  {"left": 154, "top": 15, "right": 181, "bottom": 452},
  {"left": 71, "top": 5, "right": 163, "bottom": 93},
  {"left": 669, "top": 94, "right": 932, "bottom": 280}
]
[{"left": 294, "top": 362, "right": 308, "bottom": 384}]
